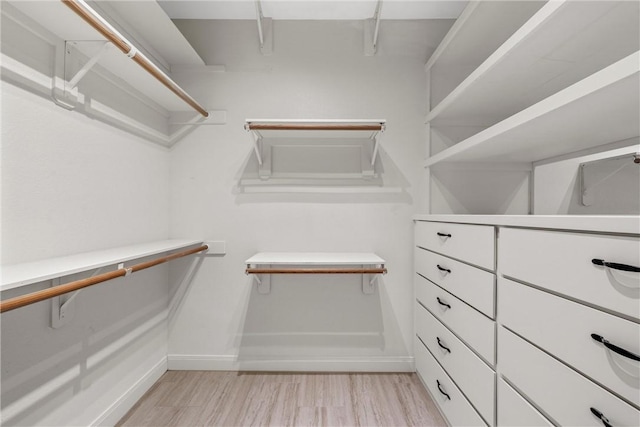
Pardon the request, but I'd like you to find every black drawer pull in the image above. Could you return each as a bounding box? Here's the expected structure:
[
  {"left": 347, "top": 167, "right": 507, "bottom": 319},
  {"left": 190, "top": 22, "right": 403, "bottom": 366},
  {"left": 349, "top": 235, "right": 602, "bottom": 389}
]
[
  {"left": 437, "top": 337, "right": 451, "bottom": 353},
  {"left": 590, "top": 407, "right": 612, "bottom": 427},
  {"left": 436, "top": 297, "right": 451, "bottom": 309},
  {"left": 436, "top": 380, "right": 451, "bottom": 400},
  {"left": 437, "top": 232, "right": 452, "bottom": 238},
  {"left": 591, "top": 334, "right": 640, "bottom": 362},
  {"left": 592, "top": 258, "right": 640, "bottom": 273},
  {"left": 436, "top": 264, "right": 451, "bottom": 274}
]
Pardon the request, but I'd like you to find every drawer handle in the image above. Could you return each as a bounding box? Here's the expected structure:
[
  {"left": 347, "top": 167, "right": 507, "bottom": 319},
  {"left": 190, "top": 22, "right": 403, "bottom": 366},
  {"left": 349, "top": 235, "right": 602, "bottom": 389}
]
[
  {"left": 437, "top": 337, "right": 451, "bottom": 353},
  {"left": 436, "top": 264, "right": 452, "bottom": 274},
  {"left": 437, "top": 232, "right": 452, "bottom": 238},
  {"left": 592, "top": 258, "right": 640, "bottom": 273},
  {"left": 436, "top": 297, "right": 451, "bottom": 309},
  {"left": 591, "top": 334, "right": 640, "bottom": 362},
  {"left": 436, "top": 380, "right": 451, "bottom": 400},
  {"left": 590, "top": 407, "right": 613, "bottom": 427}
]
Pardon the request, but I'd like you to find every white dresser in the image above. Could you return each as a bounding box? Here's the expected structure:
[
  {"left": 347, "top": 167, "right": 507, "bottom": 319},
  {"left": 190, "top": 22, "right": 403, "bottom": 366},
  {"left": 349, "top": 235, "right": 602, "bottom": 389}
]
[{"left": 414, "top": 216, "right": 640, "bottom": 427}]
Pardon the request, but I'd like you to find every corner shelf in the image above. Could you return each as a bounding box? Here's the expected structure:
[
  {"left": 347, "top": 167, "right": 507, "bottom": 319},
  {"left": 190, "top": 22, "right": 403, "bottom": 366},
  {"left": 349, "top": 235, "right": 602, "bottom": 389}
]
[
  {"left": 427, "top": 1, "right": 640, "bottom": 127},
  {"left": 244, "top": 252, "right": 387, "bottom": 294},
  {"left": 424, "top": 0, "right": 640, "bottom": 215},
  {"left": 425, "top": 52, "right": 639, "bottom": 166},
  {"left": 1, "top": 239, "right": 203, "bottom": 292}
]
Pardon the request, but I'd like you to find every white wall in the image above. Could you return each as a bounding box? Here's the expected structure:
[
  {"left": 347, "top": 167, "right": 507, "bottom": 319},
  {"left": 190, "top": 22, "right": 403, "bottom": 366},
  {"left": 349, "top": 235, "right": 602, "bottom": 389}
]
[
  {"left": 0, "top": 82, "right": 173, "bottom": 425},
  {"left": 167, "top": 19, "right": 452, "bottom": 370}
]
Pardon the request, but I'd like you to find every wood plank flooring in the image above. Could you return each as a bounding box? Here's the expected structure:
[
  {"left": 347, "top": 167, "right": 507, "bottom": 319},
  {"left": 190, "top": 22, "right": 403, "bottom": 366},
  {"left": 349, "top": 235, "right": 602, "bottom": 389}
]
[{"left": 116, "top": 371, "right": 447, "bottom": 426}]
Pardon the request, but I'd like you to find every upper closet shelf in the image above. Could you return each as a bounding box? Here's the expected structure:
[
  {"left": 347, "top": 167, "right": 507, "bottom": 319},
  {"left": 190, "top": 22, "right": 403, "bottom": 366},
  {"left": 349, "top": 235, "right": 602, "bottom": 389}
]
[
  {"left": 3, "top": 1, "right": 220, "bottom": 147},
  {"left": 424, "top": 51, "right": 640, "bottom": 166},
  {"left": 244, "top": 119, "right": 386, "bottom": 180},
  {"left": 8, "top": 0, "right": 206, "bottom": 115},
  {"left": 1, "top": 239, "right": 203, "bottom": 292},
  {"left": 426, "top": 0, "right": 640, "bottom": 126}
]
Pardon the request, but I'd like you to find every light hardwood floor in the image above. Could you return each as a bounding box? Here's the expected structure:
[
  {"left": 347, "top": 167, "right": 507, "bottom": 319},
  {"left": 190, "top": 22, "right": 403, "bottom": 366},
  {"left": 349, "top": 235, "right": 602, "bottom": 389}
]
[{"left": 116, "top": 371, "right": 447, "bottom": 426}]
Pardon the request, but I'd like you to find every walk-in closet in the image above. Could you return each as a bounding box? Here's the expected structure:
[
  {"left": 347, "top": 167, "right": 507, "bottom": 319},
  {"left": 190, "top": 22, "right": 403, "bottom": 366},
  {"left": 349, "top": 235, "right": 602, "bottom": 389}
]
[{"left": 1, "top": 1, "right": 638, "bottom": 426}]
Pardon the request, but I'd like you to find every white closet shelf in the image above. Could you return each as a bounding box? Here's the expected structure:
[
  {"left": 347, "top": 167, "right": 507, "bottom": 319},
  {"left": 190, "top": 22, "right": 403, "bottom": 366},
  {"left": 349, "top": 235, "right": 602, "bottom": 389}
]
[
  {"left": 245, "top": 252, "right": 386, "bottom": 266},
  {"left": 244, "top": 119, "right": 386, "bottom": 181},
  {"left": 426, "top": 1, "right": 639, "bottom": 126},
  {"left": 424, "top": 51, "right": 639, "bottom": 166},
  {"left": 1, "top": 239, "right": 203, "bottom": 292},
  {"left": 425, "top": 1, "right": 544, "bottom": 71},
  {"left": 245, "top": 253, "right": 387, "bottom": 294},
  {"left": 8, "top": 0, "right": 206, "bottom": 114},
  {"left": 245, "top": 119, "right": 385, "bottom": 138}
]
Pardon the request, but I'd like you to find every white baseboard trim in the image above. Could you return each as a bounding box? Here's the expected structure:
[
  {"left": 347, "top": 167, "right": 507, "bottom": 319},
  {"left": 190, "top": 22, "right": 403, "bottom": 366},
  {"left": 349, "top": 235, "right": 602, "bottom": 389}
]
[
  {"left": 168, "top": 354, "right": 415, "bottom": 372},
  {"left": 91, "top": 356, "right": 167, "bottom": 427}
]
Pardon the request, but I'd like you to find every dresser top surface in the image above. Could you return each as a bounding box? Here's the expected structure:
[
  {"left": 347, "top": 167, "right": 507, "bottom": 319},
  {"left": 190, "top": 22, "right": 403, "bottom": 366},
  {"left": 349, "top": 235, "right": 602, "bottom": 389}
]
[{"left": 413, "top": 215, "right": 640, "bottom": 235}]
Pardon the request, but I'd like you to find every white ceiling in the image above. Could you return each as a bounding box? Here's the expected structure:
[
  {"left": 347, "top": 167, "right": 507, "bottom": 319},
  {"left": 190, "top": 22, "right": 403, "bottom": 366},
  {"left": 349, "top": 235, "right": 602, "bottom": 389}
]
[{"left": 158, "top": 0, "right": 468, "bottom": 20}]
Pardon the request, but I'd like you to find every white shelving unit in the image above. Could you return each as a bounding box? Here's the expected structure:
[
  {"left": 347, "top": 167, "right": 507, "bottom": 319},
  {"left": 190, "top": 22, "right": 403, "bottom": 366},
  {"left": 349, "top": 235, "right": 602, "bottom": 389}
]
[
  {"left": 425, "top": 0, "right": 640, "bottom": 215},
  {"left": 241, "top": 120, "right": 387, "bottom": 190},
  {"left": 245, "top": 252, "right": 386, "bottom": 266},
  {"left": 1, "top": 239, "right": 203, "bottom": 292},
  {"left": 426, "top": 52, "right": 639, "bottom": 166},
  {"left": 418, "top": 2, "right": 640, "bottom": 425},
  {"left": 1, "top": 1, "right": 219, "bottom": 147},
  {"left": 427, "top": 1, "right": 640, "bottom": 128},
  {"left": 245, "top": 252, "right": 387, "bottom": 294}
]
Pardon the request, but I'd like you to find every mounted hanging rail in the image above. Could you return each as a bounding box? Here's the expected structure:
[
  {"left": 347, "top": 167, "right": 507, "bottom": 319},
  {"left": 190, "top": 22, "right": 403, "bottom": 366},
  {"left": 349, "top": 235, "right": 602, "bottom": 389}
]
[
  {"left": 246, "top": 122, "right": 385, "bottom": 132},
  {"left": 0, "top": 245, "right": 208, "bottom": 314},
  {"left": 61, "top": 0, "right": 209, "bottom": 117},
  {"left": 245, "top": 267, "right": 388, "bottom": 275}
]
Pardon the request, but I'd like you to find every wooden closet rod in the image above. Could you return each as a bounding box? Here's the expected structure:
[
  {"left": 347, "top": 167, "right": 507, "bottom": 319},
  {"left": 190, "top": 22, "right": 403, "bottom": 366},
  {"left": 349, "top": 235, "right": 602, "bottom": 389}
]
[
  {"left": 246, "top": 267, "right": 388, "bottom": 275},
  {"left": 61, "top": 0, "right": 209, "bottom": 118},
  {"left": 246, "top": 123, "right": 384, "bottom": 131},
  {"left": 0, "top": 245, "right": 208, "bottom": 314}
]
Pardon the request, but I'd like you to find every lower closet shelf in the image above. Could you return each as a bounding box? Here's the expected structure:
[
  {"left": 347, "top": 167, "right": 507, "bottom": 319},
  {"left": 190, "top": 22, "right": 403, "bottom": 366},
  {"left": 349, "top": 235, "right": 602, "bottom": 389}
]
[{"left": 245, "top": 252, "right": 387, "bottom": 294}]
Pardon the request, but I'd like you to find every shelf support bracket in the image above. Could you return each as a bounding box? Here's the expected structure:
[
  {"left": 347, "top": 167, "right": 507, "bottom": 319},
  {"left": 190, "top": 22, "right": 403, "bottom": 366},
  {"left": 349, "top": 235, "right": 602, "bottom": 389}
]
[
  {"left": 364, "top": 0, "right": 383, "bottom": 56},
  {"left": 247, "top": 128, "right": 264, "bottom": 166},
  {"left": 371, "top": 126, "right": 384, "bottom": 166},
  {"left": 579, "top": 152, "right": 639, "bottom": 206},
  {"left": 66, "top": 41, "right": 112, "bottom": 90},
  {"left": 255, "top": 0, "right": 273, "bottom": 55},
  {"left": 362, "top": 264, "right": 383, "bottom": 294},
  {"left": 248, "top": 265, "right": 271, "bottom": 294},
  {"left": 51, "top": 267, "right": 103, "bottom": 328}
]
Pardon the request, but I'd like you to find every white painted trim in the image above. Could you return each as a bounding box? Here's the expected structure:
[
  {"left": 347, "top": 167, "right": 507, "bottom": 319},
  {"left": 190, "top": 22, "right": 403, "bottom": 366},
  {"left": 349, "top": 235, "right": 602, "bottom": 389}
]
[
  {"left": 90, "top": 356, "right": 167, "bottom": 427},
  {"left": 168, "top": 354, "right": 414, "bottom": 373}
]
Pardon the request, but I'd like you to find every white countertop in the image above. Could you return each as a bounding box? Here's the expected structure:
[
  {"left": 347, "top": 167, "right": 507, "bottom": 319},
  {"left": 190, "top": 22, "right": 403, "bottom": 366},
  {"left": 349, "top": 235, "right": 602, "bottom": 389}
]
[
  {"left": 245, "top": 252, "right": 386, "bottom": 265},
  {"left": 413, "top": 215, "right": 640, "bottom": 235}
]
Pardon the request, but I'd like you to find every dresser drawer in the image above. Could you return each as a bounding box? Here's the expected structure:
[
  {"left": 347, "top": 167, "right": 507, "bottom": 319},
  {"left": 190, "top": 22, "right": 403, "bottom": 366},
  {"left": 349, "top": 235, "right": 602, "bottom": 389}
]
[
  {"left": 499, "top": 277, "right": 640, "bottom": 405},
  {"left": 499, "top": 228, "right": 640, "bottom": 319},
  {"left": 416, "top": 274, "right": 495, "bottom": 365},
  {"left": 416, "top": 303, "right": 495, "bottom": 426},
  {"left": 499, "top": 327, "right": 640, "bottom": 427},
  {"left": 415, "top": 247, "right": 495, "bottom": 318},
  {"left": 498, "top": 379, "right": 553, "bottom": 427},
  {"left": 415, "top": 338, "right": 488, "bottom": 427},
  {"left": 415, "top": 221, "right": 495, "bottom": 270}
]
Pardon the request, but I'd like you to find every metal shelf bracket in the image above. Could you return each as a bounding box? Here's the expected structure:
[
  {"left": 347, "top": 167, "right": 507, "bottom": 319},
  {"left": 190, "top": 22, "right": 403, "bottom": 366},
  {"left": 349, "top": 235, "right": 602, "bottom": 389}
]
[
  {"left": 255, "top": 0, "right": 273, "bottom": 55},
  {"left": 364, "top": 0, "right": 383, "bottom": 56},
  {"left": 580, "top": 152, "right": 640, "bottom": 206}
]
